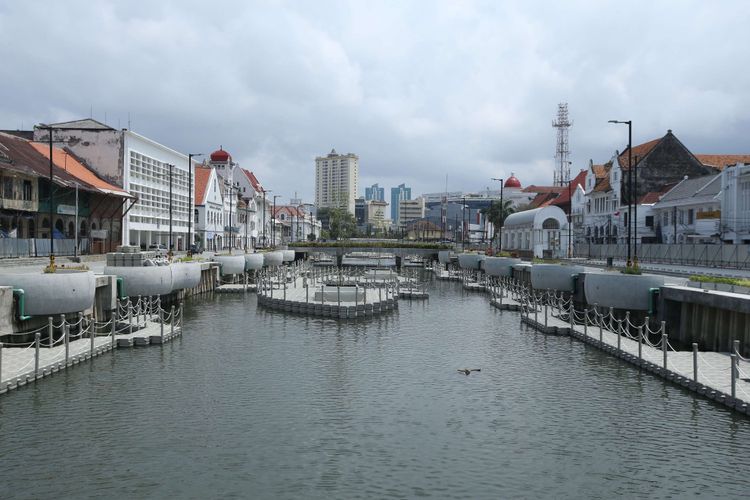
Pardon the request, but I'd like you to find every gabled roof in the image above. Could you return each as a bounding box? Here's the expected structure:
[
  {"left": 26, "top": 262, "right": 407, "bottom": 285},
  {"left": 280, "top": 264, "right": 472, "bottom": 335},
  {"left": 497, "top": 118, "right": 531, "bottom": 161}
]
[
  {"left": 550, "top": 170, "right": 587, "bottom": 207},
  {"left": 618, "top": 137, "right": 662, "bottom": 170},
  {"left": 593, "top": 175, "right": 611, "bottom": 193},
  {"left": 694, "top": 155, "right": 750, "bottom": 171},
  {"left": 523, "top": 185, "right": 561, "bottom": 194},
  {"left": 239, "top": 168, "right": 263, "bottom": 192},
  {"left": 592, "top": 163, "right": 610, "bottom": 178},
  {"left": 529, "top": 191, "right": 560, "bottom": 208},
  {"left": 47, "top": 119, "right": 114, "bottom": 130},
  {"left": 0, "top": 132, "right": 131, "bottom": 198},
  {"left": 653, "top": 174, "right": 721, "bottom": 208},
  {"left": 194, "top": 166, "right": 213, "bottom": 205},
  {"left": 273, "top": 205, "right": 305, "bottom": 217}
]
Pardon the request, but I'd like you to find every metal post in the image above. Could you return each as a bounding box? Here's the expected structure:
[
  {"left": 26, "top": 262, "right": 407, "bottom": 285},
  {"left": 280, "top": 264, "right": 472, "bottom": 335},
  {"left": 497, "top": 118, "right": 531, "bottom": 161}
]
[
  {"left": 731, "top": 354, "right": 737, "bottom": 399},
  {"left": 734, "top": 339, "right": 740, "bottom": 356},
  {"left": 0, "top": 343, "right": 3, "bottom": 386},
  {"left": 637, "top": 325, "right": 642, "bottom": 363},
  {"left": 584, "top": 309, "right": 588, "bottom": 337},
  {"left": 283, "top": 279, "right": 287, "bottom": 300},
  {"left": 337, "top": 286, "right": 341, "bottom": 308},
  {"left": 34, "top": 332, "right": 40, "bottom": 377},
  {"left": 48, "top": 316, "right": 54, "bottom": 347},
  {"left": 137, "top": 295, "right": 142, "bottom": 327},
  {"left": 662, "top": 333, "right": 668, "bottom": 370},
  {"left": 569, "top": 302, "right": 574, "bottom": 334},
  {"left": 90, "top": 315, "right": 95, "bottom": 356},
  {"left": 64, "top": 322, "right": 69, "bottom": 364},
  {"left": 170, "top": 305, "right": 175, "bottom": 337},
  {"left": 693, "top": 343, "right": 699, "bottom": 382},
  {"left": 111, "top": 308, "right": 116, "bottom": 348},
  {"left": 160, "top": 305, "right": 164, "bottom": 339},
  {"left": 128, "top": 299, "right": 133, "bottom": 335},
  {"left": 78, "top": 312, "right": 83, "bottom": 338},
  {"left": 544, "top": 298, "right": 548, "bottom": 328}
]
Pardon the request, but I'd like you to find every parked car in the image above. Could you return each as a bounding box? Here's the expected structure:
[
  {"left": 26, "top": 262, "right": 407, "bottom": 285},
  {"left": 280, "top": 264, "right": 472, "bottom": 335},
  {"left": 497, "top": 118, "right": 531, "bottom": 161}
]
[{"left": 148, "top": 244, "right": 168, "bottom": 256}]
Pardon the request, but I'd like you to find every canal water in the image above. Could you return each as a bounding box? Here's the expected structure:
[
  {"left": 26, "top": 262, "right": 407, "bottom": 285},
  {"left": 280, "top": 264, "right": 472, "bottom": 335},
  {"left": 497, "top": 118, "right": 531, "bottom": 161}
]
[{"left": 2, "top": 280, "right": 750, "bottom": 499}]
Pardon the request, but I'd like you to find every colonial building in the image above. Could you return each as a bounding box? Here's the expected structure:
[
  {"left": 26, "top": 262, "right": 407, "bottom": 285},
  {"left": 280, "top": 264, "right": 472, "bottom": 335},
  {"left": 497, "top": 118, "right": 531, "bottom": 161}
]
[
  {"left": 0, "top": 131, "right": 133, "bottom": 256},
  {"left": 33, "top": 119, "right": 190, "bottom": 250},
  {"left": 651, "top": 174, "right": 721, "bottom": 244},
  {"left": 581, "top": 130, "right": 716, "bottom": 245}
]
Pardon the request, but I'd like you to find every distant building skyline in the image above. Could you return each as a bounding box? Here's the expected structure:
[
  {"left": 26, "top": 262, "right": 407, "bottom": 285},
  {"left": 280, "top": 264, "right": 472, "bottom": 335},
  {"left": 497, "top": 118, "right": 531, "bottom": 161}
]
[
  {"left": 365, "top": 183, "right": 385, "bottom": 202},
  {"left": 315, "top": 148, "right": 359, "bottom": 215},
  {"left": 391, "top": 183, "right": 411, "bottom": 221}
]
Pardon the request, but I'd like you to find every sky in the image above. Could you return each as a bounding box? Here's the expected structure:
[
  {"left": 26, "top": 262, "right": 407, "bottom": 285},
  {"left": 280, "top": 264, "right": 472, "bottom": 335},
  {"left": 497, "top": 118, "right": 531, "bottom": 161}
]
[{"left": 1, "top": 0, "right": 749, "bottom": 203}]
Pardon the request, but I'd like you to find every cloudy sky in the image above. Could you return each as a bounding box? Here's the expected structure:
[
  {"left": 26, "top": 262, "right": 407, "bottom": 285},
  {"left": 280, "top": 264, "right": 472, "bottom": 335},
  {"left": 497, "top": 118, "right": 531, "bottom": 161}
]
[{"left": 2, "top": 0, "right": 749, "bottom": 202}]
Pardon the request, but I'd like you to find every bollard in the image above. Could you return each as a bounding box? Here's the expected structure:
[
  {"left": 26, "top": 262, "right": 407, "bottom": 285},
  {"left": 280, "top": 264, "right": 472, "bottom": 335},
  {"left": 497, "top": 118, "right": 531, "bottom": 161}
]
[
  {"left": 64, "top": 323, "right": 69, "bottom": 364},
  {"left": 734, "top": 339, "right": 740, "bottom": 357},
  {"left": 34, "top": 332, "right": 40, "bottom": 377},
  {"left": 90, "top": 315, "right": 95, "bottom": 356},
  {"left": 731, "top": 354, "right": 737, "bottom": 399},
  {"left": 111, "top": 308, "right": 117, "bottom": 348},
  {"left": 637, "top": 326, "right": 643, "bottom": 362},
  {"left": 48, "top": 316, "right": 54, "bottom": 347},
  {"left": 662, "top": 333, "right": 668, "bottom": 370},
  {"left": 170, "top": 305, "right": 175, "bottom": 337},
  {"left": 693, "top": 343, "right": 699, "bottom": 382},
  {"left": 584, "top": 309, "right": 588, "bottom": 337}
]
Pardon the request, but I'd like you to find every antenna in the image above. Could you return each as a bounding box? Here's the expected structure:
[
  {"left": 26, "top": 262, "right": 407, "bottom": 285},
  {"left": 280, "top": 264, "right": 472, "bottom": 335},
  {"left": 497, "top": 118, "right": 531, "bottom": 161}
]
[
  {"left": 127, "top": 112, "right": 131, "bottom": 130},
  {"left": 552, "top": 103, "right": 572, "bottom": 186}
]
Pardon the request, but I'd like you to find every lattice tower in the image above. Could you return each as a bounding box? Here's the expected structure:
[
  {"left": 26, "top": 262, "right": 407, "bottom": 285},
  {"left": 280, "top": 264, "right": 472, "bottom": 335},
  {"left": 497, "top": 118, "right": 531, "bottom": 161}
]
[{"left": 552, "top": 103, "right": 572, "bottom": 186}]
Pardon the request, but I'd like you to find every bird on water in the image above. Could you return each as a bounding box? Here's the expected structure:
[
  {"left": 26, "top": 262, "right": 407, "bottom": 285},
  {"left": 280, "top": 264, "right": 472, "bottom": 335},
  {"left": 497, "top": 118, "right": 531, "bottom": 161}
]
[{"left": 457, "top": 368, "right": 481, "bottom": 376}]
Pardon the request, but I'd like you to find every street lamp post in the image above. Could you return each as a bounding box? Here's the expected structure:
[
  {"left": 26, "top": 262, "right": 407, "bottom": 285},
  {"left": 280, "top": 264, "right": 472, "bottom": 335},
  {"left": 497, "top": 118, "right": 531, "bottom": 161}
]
[
  {"left": 187, "top": 153, "right": 203, "bottom": 255},
  {"left": 167, "top": 163, "right": 174, "bottom": 258},
  {"left": 272, "top": 195, "right": 280, "bottom": 246},
  {"left": 633, "top": 155, "right": 639, "bottom": 265},
  {"left": 262, "top": 189, "right": 269, "bottom": 247},
  {"left": 491, "top": 177, "right": 504, "bottom": 252},
  {"left": 608, "top": 119, "right": 633, "bottom": 267}
]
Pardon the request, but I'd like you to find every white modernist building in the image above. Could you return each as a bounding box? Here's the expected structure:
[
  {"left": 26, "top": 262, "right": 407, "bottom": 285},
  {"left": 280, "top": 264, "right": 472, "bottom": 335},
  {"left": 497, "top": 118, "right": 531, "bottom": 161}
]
[
  {"left": 315, "top": 148, "right": 359, "bottom": 215},
  {"left": 502, "top": 205, "right": 571, "bottom": 259},
  {"left": 34, "top": 119, "right": 191, "bottom": 250}
]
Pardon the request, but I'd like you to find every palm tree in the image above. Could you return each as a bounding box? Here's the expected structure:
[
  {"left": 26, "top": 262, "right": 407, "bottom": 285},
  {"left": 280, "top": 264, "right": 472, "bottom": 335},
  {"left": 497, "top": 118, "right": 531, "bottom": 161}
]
[{"left": 481, "top": 199, "right": 514, "bottom": 247}]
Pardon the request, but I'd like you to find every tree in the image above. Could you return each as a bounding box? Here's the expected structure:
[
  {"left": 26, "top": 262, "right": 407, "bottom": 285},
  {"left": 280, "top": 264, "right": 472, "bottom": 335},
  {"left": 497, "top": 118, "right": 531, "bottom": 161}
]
[
  {"left": 481, "top": 199, "right": 515, "bottom": 245},
  {"left": 318, "top": 207, "right": 357, "bottom": 240}
]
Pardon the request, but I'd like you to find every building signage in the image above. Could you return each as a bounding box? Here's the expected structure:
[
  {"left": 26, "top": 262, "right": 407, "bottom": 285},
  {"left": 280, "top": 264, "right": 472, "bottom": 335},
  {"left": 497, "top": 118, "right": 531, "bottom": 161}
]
[{"left": 57, "top": 204, "right": 77, "bottom": 215}]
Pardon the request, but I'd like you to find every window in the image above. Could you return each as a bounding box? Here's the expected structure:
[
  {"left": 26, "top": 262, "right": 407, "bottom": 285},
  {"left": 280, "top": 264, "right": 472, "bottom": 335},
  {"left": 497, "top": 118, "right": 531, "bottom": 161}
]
[
  {"left": 662, "top": 212, "right": 668, "bottom": 226},
  {"left": 645, "top": 216, "right": 654, "bottom": 228},
  {"left": 678, "top": 210, "right": 684, "bottom": 225},
  {"left": 3, "top": 178, "right": 12, "bottom": 199},
  {"left": 22, "top": 180, "right": 32, "bottom": 201},
  {"left": 688, "top": 209, "right": 694, "bottom": 225},
  {"left": 194, "top": 209, "right": 199, "bottom": 223}
]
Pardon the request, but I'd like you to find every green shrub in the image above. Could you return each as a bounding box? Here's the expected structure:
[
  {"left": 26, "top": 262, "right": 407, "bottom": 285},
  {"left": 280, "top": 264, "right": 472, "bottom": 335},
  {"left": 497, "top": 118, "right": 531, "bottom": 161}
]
[
  {"left": 689, "top": 274, "right": 750, "bottom": 287},
  {"left": 289, "top": 240, "right": 451, "bottom": 250}
]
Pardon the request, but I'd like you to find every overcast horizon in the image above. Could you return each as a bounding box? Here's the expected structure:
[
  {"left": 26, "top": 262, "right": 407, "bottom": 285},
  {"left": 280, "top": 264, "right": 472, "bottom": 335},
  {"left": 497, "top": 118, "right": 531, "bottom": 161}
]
[{"left": 2, "top": 0, "right": 749, "bottom": 203}]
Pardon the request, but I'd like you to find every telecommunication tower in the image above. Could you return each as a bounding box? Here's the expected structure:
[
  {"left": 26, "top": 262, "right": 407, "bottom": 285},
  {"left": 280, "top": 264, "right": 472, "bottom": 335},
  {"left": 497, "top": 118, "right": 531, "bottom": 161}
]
[{"left": 552, "top": 103, "right": 572, "bottom": 186}]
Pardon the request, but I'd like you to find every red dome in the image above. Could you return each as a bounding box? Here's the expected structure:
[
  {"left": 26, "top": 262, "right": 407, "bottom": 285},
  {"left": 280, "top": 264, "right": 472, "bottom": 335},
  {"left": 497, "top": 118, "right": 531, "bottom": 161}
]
[
  {"left": 504, "top": 174, "right": 521, "bottom": 189},
  {"left": 210, "top": 147, "right": 231, "bottom": 162}
]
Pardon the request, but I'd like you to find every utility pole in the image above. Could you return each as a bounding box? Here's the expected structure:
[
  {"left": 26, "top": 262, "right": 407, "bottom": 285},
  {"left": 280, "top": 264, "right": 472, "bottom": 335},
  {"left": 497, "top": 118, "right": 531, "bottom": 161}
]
[{"left": 187, "top": 153, "right": 203, "bottom": 255}]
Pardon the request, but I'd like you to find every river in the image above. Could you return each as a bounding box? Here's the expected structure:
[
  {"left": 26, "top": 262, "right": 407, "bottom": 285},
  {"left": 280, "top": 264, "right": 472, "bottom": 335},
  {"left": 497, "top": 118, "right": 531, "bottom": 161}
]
[{"left": 1, "top": 279, "right": 749, "bottom": 499}]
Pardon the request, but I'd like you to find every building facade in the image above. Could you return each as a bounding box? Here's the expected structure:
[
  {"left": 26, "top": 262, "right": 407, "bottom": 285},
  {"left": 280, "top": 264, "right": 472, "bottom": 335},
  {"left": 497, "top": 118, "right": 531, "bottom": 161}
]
[
  {"left": 391, "top": 183, "right": 412, "bottom": 222},
  {"left": 365, "top": 183, "right": 384, "bottom": 202},
  {"left": 398, "top": 197, "right": 425, "bottom": 229},
  {"left": 315, "top": 148, "right": 359, "bottom": 215}
]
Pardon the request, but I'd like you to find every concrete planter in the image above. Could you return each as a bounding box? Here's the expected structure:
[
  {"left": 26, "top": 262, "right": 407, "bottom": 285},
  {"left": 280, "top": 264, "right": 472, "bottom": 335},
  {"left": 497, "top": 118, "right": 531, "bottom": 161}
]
[
  {"left": 457, "top": 253, "right": 485, "bottom": 270},
  {"left": 213, "top": 255, "right": 246, "bottom": 276},
  {"left": 263, "top": 251, "right": 284, "bottom": 267},
  {"left": 483, "top": 257, "right": 521, "bottom": 277},
  {"left": 0, "top": 272, "right": 96, "bottom": 316},
  {"left": 530, "top": 264, "right": 583, "bottom": 291},
  {"left": 170, "top": 263, "right": 202, "bottom": 291},
  {"left": 584, "top": 273, "right": 665, "bottom": 311},
  {"left": 438, "top": 250, "right": 452, "bottom": 264},
  {"left": 244, "top": 253, "right": 264, "bottom": 271},
  {"left": 282, "top": 250, "right": 295, "bottom": 263},
  {"left": 104, "top": 266, "right": 173, "bottom": 297}
]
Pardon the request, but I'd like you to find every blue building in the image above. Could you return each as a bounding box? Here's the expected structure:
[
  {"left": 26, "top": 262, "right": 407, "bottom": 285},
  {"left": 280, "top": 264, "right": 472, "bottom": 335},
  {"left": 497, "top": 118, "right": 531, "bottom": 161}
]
[
  {"left": 365, "top": 183, "right": 385, "bottom": 202},
  {"left": 390, "top": 183, "right": 411, "bottom": 221}
]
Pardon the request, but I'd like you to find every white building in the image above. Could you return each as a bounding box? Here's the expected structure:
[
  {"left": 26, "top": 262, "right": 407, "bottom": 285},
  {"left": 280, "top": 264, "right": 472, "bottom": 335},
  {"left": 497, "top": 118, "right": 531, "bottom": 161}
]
[
  {"left": 315, "top": 148, "right": 359, "bottom": 215},
  {"left": 34, "top": 119, "right": 191, "bottom": 250},
  {"left": 193, "top": 165, "right": 225, "bottom": 251},
  {"left": 720, "top": 163, "right": 750, "bottom": 243},
  {"left": 502, "top": 205, "right": 570, "bottom": 258},
  {"left": 366, "top": 199, "right": 389, "bottom": 228},
  {"left": 651, "top": 174, "right": 721, "bottom": 244},
  {"left": 398, "top": 197, "right": 425, "bottom": 228}
]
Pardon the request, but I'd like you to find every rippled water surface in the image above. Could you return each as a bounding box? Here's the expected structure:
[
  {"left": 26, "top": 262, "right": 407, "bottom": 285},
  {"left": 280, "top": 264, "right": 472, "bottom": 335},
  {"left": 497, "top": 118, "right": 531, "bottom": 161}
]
[{"left": 2, "top": 279, "right": 750, "bottom": 499}]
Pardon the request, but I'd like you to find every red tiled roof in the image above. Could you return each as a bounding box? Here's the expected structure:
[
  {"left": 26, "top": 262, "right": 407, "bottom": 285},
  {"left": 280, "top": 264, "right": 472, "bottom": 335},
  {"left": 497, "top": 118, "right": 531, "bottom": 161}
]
[
  {"left": 550, "top": 170, "right": 587, "bottom": 207},
  {"left": 240, "top": 168, "right": 263, "bottom": 192},
  {"left": 637, "top": 192, "right": 661, "bottom": 205},
  {"left": 194, "top": 166, "right": 212, "bottom": 205},
  {"left": 593, "top": 175, "right": 611, "bottom": 193},
  {"left": 694, "top": 154, "right": 750, "bottom": 171},
  {"left": 529, "top": 192, "right": 559, "bottom": 208},
  {"left": 523, "top": 185, "right": 562, "bottom": 194},
  {"left": 592, "top": 163, "right": 610, "bottom": 178},
  {"left": 273, "top": 205, "right": 305, "bottom": 217},
  {"left": 618, "top": 137, "right": 661, "bottom": 170}
]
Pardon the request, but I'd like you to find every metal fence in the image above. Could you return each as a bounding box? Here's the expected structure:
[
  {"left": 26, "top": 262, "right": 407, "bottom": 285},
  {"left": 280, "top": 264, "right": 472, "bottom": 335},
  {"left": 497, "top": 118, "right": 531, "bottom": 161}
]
[
  {"left": 574, "top": 243, "right": 750, "bottom": 269},
  {"left": 0, "top": 238, "right": 91, "bottom": 258}
]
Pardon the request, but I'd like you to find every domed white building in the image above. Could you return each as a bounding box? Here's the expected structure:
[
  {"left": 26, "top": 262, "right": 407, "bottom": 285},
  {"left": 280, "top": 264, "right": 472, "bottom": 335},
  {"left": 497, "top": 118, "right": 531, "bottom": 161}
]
[{"left": 501, "top": 205, "right": 570, "bottom": 259}]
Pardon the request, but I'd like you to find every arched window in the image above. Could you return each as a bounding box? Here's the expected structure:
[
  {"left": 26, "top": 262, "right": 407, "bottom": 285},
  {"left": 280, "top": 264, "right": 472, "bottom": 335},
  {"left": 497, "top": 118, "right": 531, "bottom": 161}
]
[
  {"left": 67, "top": 221, "right": 75, "bottom": 238},
  {"left": 42, "top": 218, "right": 50, "bottom": 228},
  {"left": 80, "top": 220, "right": 87, "bottom": 237},
  {"left": 542, "top": 218, "right": 560, "bottom": 230},
  {"left": 55, "top": 218, "right": 64, "bottom": 233},
  {"left": 91, "top": 222, "right": 97, "bottom": 231}
]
